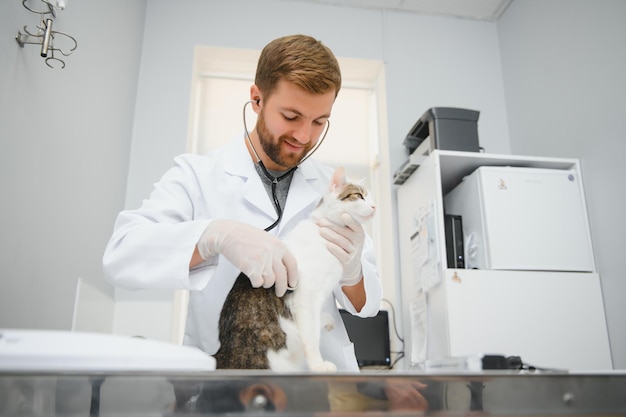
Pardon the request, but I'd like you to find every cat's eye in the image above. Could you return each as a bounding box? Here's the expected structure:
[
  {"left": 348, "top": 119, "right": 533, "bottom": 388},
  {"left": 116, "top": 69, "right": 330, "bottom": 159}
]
[{"left": 341, "top": 192, "right": 364, "bottom": 201}]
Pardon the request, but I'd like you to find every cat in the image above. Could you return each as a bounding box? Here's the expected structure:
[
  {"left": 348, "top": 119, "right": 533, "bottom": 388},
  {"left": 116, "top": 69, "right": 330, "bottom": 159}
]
[{"left": 214, "top": 166, "right": 376, "bottom": 372}]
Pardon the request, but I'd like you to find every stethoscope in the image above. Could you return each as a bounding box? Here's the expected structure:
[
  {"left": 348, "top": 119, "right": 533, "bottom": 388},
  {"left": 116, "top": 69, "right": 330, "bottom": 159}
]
[{"left": 243, "top": 99, "right": 330, "bottom": 232}]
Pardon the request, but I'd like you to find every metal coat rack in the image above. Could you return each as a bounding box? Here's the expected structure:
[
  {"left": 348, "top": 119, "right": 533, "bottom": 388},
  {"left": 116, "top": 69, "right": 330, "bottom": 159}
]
[{"left": 15, "top": 0, "right": 77, "bottom": 69}]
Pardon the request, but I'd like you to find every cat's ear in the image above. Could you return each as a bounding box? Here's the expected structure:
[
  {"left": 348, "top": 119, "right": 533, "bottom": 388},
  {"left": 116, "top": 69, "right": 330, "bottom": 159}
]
[{"left": 330, "top": 167, "right": 346, "bottom": 191}]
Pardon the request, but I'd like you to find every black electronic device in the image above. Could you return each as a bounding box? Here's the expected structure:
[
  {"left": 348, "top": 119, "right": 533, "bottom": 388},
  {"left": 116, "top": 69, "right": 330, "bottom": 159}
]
[
  {"left": 403, "top": 107, "right": 480, "bottom": 154},
  {"left": 445, "top": 214, "right": 465, "bottom": 269},
  {"left": 339, "top": 309, "right": 391, "bottom": 368}
]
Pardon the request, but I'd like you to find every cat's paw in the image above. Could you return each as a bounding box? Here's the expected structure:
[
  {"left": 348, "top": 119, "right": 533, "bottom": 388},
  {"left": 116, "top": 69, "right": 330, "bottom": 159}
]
[
  {"left": 321, "top": 312, "right": 335, "bottom": 331},
  {"left": 310, "top": 360, "right": 337, "bottom": 373}
]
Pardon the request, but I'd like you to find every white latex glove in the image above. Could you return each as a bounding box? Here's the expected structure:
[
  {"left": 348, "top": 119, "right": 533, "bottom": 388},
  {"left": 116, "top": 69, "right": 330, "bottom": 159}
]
[
  {"left": 318, "top": 213, "right": 365, "bottom": 286},
  {"left": 197, "top": 219, "right": 298, "bottom": 296}
]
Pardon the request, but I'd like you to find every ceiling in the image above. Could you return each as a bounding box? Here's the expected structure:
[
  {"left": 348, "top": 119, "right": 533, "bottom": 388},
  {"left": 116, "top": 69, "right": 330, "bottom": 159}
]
[{"left": 283, "top": 0, "right": 513, "bottom": 21}]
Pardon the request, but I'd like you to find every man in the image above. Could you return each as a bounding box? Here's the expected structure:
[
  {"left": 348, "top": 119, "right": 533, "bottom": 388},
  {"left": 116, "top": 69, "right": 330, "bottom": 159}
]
[{"left": 103, "top": 34, "right": 382, "bottom": 371}]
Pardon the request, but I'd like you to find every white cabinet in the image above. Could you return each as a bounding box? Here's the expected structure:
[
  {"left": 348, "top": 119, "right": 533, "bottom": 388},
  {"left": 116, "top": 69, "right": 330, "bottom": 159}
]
[{"left": 396, "top": 150, "right": 612, "bottom": 371}]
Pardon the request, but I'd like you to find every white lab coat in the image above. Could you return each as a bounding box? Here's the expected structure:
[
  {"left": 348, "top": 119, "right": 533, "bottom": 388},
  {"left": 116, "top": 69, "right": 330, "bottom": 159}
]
[{"left": 103, "top": 136, "right": 383, "bottom": 371}]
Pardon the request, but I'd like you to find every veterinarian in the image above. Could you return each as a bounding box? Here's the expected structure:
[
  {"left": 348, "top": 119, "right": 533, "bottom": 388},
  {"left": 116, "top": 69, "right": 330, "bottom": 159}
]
[{"left": 103, "top": 34, "right": 383, "bottom": 372}]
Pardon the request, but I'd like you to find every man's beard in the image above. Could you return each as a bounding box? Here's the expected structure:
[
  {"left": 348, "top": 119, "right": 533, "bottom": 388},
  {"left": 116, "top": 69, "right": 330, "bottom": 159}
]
[{"left": 256, "top": 111, "right": 312, "bottom": 169}]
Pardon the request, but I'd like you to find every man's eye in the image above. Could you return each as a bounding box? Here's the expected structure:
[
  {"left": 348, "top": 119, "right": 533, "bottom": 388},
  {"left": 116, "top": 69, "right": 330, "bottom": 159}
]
[{"left": 283, "top": 114, "right": 297, "bottom": 121}]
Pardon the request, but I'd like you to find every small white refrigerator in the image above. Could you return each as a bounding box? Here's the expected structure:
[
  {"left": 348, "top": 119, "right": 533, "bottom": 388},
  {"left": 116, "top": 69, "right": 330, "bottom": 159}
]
[{"left": 444, "top": 166, "right": 595, "bottom": 272}]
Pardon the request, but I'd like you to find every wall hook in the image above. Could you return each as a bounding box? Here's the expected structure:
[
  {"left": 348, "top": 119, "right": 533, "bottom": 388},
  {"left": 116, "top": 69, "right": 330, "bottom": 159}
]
[{"left": 15, "top": 0, "right": 77, "bottom": 69}]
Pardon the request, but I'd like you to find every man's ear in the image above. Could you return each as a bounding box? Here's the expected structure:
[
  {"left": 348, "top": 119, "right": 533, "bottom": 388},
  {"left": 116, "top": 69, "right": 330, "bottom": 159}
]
[{"left": 250, "top": 85, "right": 262, "bottom": 109}]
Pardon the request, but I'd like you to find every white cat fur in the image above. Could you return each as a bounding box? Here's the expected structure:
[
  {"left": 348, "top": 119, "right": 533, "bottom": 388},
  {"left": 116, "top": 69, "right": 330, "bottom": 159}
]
[{"left": 268, "top": 167, "right": 376, "bottom": 372}]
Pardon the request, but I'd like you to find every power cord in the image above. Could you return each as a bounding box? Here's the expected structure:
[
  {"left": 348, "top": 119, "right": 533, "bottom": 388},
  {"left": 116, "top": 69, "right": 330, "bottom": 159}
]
[
  {"left": 382, "top": 298, "right": 405, "bottom": 369},
  {"left": 481, "top": 355, "right": 564, "bottom": 372},
  {"left": 505, "top": 356, "right": 565, "bottom": 372}
]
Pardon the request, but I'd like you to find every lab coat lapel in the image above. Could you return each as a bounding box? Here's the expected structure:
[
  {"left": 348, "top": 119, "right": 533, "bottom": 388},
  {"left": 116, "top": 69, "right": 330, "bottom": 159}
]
[
  {"left": 242, "top": 171, "right": 277, "bottom": 220},
  {"left": 223, "top": 136, "right": 324, "bottom": 231},
  {"left": 223, "top": 137, "right": 276, "bottom": 220},
  {"left": 279, "top": 164, "right": 323, "bottom": 233}
]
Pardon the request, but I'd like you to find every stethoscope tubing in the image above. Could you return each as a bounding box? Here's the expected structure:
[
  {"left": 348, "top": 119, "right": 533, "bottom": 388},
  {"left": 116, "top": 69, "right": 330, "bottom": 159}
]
[{"left": 242, "top": 100, "right": 330, "bottom": 231}]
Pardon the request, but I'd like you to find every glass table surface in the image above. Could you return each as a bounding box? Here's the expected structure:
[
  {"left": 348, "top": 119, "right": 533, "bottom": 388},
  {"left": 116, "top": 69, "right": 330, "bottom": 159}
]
[{"left": 1, "top": 370, "right": 625, "bottom": 416}]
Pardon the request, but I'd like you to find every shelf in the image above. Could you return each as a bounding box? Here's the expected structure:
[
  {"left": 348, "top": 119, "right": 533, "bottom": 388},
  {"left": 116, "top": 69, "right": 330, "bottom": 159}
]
[{"left": 435, "top": 150, "right": 580, "bottom": 195}]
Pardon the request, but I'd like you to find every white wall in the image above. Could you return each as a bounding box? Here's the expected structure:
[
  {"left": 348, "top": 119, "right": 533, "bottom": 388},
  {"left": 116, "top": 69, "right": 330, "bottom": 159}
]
[
  {"left": 498, "top": 0, "right": 626, "bottom": 369},
  {"left": 0, "top": 0, "right": 146, "bottom": 331}
]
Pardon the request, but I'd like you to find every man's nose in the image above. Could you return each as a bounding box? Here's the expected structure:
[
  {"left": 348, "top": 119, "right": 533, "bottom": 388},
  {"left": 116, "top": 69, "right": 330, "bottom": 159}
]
[{"left": 292, "top": 121, "right": 313, "bottom": 144}]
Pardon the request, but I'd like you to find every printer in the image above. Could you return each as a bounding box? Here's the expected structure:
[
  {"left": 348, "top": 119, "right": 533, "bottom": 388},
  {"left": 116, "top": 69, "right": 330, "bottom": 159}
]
[{"left": 394, "top": 107, "right": 480, "bottom": 184}]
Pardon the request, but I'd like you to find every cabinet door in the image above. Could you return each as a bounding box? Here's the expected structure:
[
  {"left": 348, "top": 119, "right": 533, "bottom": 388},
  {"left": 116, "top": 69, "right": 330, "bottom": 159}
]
[
  {"left": 439, "top": 269, "right": 612, "bottom": 371},
  {"left": 473, "top": 167, "right": 592, "bottom": 271},
  {"left": 397, "top": 153, "right": 447, "bottom": 367}
]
